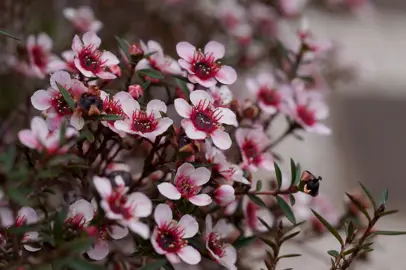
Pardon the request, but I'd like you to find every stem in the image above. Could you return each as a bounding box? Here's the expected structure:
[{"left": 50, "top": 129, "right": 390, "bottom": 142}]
[
  {"left": 125, "top": 63, "right": 136, "bottom": 89},
  {"left": 238, "top": 187, "right": 298, "bottom": 196},
  {"left": 265, "top": 122, "right": 298, "bottom": 151}
]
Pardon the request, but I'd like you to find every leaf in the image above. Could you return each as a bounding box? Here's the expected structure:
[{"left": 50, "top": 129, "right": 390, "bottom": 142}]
[
  {"left": 346, "top": 221, "right": 355, "bottom": 239},
  {"left": 143, "top": 51, "right": 157, "bottom": 59},
  {"left": 256, "top": 180, "right": 263, "bottom": 191},
  {"left": 4, "top": 145, "right": 16, "bottom": 172},
  {"left": 248, "top": 193, "right": 266, "bottom": 207},
  {"left": 274, "top": 162, "right": 282, "bottom": 189},
  {"left": 141, "top": 80, "right": 151, "bottom": 90},
  {"left": 172, "top": 74, "right": 189, "bottom": 82},
  {"left": 290, "top": 158, "right": 296, "bottom": 186},
  {"left": 8, "top": 224, "right": 37, "bottom": 234},
  {"left": 59, "top": 120, "right": 67, "bottom": 147},
  {"left": 7, "top": 187, "right": 29, "bottom": 205},
  {"left": 116, "top": 36, "right": 130, "bottom": 60},
  {"left": 233, "top": 236, "right": 256, "bottom": 249},
  {"left": 0, "top": 29, "right": 20, "bottom": 40},
  {"left": 78, "top": 129, "right": 95, "bottom": 143},
  {"left": 53, "top": 208, "right": 68, "bottom": 245},
  {"left": 327, "top": 250, "right": 339, "bottom": 258},
  {"left": 260, "top": 237, "right": 278, "bottom": 254},
  {"left": 276, "top": 196, "right": 296, "bottom": 224},
  {"left": 371, "top": 230, "right": 406, "bottom": 236},
  {"left": 311, "top": 209, "right": 344, "bottom": 245},
  {"left": 137, "top": 68, "right": 164, "bottom": 79},
  {"left": 377, "top": 209, "right": 399, "bottom": 218},
  {"left": 139, "top": 259, "right": 167, "bottom": 270},
  {"left": 359, "top": 182, "right": 377, "bottom": 210},
  {"left": 288, "top": 194, "right": 295, "bottom": 206},
  {"left": 56, "top": 82, "right": 75, "bottom": 110},
  {"left": 293, "top": 163, "right": 302, "bottom": 186},
  {"left": 258, "top": 217, "right": 272, "bottom": 231},
  {"left": 175, "top": 78, "right": 190, "bottom": 99},
  {"left": 67, "top": 258, "right": 104, "bottom": 270},
  {"left": 278, "top": 254, "right": 301, "bottom": 259},
  {"left": 345, "top": 192, "right": 371, "bottom": 222},
  {"left": 378, "top": 188, "right": 389, "bottom": 208},
  {"left": 62, "top": 237, "right": 94, "bottom": 253},
  {"left": 97, "top": 114, "right": 123, "bottom": 121},
  {"left": 282, "top": 231, "right": 301, "bottom": 242}
]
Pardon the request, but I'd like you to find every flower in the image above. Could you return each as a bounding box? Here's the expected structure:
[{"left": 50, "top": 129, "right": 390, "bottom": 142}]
[
  {"left": 100, "top": 91, "right": 133, "bottom": 136},
  {"left": 281, "top": 80, "right": 331, "bottom": 135},
  {"left": 279, "top": 0, "right": 308, "bottom": 17},
  {"left": 18, "top": 116, "right": 77, "bottom": 154},
  {"left": 136, "top": 40, "right": 182, "bottom": 75},
  {"left": 242, "top": 196, "right": 274, "bottom": 235},
  {"left": 72, "top": 31, "right": 119, "bottom": 79},
  {"left": 246, "top": 73, "right": 289, "bottom": 115},
  {"left": 151, "top": 204, "right": 201, "bottom": 265},
  {"left": 205, "top": 215, "right": 237, "bottom": 270},
  {"left": 93, "top": 176, "right": 152, "bottom": 239},
  {"left": 63, "top": 6, "right": 102, "bottom": 33},
  {"left": 114, "top": 99, "right": 173, "bottom": 142},
  {"left": 31, "top": 71, "right": 88, "bottom": 130},
  {"left": 128, "top": 84, "right": 143, "bottom": 99},
  {"left": 174, "top": 90, "right": 238, "bottom": 150},
  {"left": 158, "top": 163, "right": 212, "bottom": 206},
  {"left": 13, "top": 207, "right": 41, "bottom": 252},
  {"left": 61, "top": 50, "right": 78, "bottom": 73},
  {"left": 213, "top": 185, "right": 235, "bottom": 206},
  {"left": 209, "top": 85, "right": 233, "bottom": 107},
  {"left": 235, "top": 128, "right": 274, "bottom": 172},
  {"left": 176, "top": 41, "right": 237, "bottom": 87}
]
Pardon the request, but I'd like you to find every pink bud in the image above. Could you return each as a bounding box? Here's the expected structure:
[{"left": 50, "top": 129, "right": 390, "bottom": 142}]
[
  {"left": 214, "top": 185, "right": 235, "bottom": 206},
  {"left": 128, "top": 84, "right": 143, "bottom": 99},
  {"left": 85, "top": 226, "right": 99, "bottom": 237},
  {"left": 129, "top": 43, "right": 144, "bottom": 58},
  {"left": 109, "top": 65, "right": 122, "bottom": 77}
]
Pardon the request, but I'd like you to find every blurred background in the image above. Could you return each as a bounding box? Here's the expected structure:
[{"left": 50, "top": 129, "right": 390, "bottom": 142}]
[{"left": 1, "top": 0, "right": 406, "bottom": 269}]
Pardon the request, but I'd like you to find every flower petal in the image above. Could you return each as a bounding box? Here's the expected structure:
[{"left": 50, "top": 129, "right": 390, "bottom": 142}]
[
  {"left": 157, "top": 183, "right": 181, "bottom": 200},
  {"left": 166, "top": 253, "right": 181, "bottom": 264},
  {"left": 50, "top": 71, "right": 72, "bottom": 91},
  {"left": 177, "top": 246, "right": 201, "bottom": 265},
  {"left": 151, "top": 227, "right": 166, "bottom": 254},
  {"left": 31, "top": 90, "right": 52, "bottom": 110},
  {"left": 114, "top": 120, "right": 132, "bottom": 134},
  {"left": 189, "top": 90, "right": 213, "bottom": 107},
  {"left": 30, "top": 116, "right": 48, "bottom": 143},
  {"left": 69, "top": 199, "right": 94, "bottom": 223},
  {"left": 204, "top": 41, "right": 225, "bottom": 59},
  {"left": 189, "top": 75, "right": 217, "bottom": 88},
  {"left": 87, "top": 239, "right": 109, "bottom": 261},
  {"left": 175, "top": 163, "right": 196, "bottom": 179},
  {"left": 215, "top": 65, "right": 237, "bottom": 85},
  {"left": 214, "top": 185, "right": 235, "bottom": 206},
  {"left": 108, "top": 225, "right": 129, "bottom": 240},
  {"left": 127, "top": 192, "right": 152, "bottom": 218},
  {"left": 127, "top": 220, "right": 150, "bottom": 239},
  {"left": 189, "top": 194, "right": 212, "bottom": 206},
  {"left": 154, "top": 204, "right": 172, "bottom": 226},
  {"left": 217, "top": 107, "right": 238, "bottom": 127},
  {"left": 153, "top": 118, "right": 173, "bottom": 136},
  {"left": 17, "top": 207, "right": 37, "bottom": 224},
  {"left": 146, "top": 99, "right": 167, "bottom": 117},
  {"left": 211, "top": 129, "right": 232, "bottom": 150},
  {"left": 101, "top": 51, "right": 119, "bottom": 66},
  {"left": 176, "top": 42, "right": 196, "bottom": 62},
  {"left": 221, "top": 245, "right": 238, "bottom": 266},
  {"left": 189, "top": 167, "right": 211, "bottom": 186},
  {"left": 74, "top": 58, "right": 95, "bottom": 77},
  {"left": 18, "top": 130, "right": 38, "bottom": 149},
  {"left": 70, "top": 115, "right": 85, "bottom": 130},
  {"left": 37, "top": 33, "right": 52, "bottom": 51},
  {"left": 96, "top": 71, "right": 116, "bottom": 80},
  {"left": 181, "top": 119, "right": 207, "bottom": 140},
  {"left": 174, "top": 98, "right": 192, "bottom": 118},
  {"left": 72, "top": 35, "right": 83, "bottom": 52},
  {"left": 120, "top": 99, "right": 140, "bottom": 118},
  {"left": 82, "top": 31, "right": 101, "bottom": 48},
  {"left": 178, "top": 215, "right": 198, "bottom": 238},
  {"left": 93, "top": 176, "right": 112, "bottom": 198}
]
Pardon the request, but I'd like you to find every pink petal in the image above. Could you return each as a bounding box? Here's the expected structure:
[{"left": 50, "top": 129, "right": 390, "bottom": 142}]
[
  {"left": 87, "top": 239, "right": 109, "bottom": 261},
  {"left": 258, "top": 102, "right": 277, "bottom": 115},
  {"left": 30, "top": 116, "right": 48, "bottom": 143},
  {"left": 246, "top": 78, "right": 259, "bottom": 94},
  {"left": 31, "top": 90, "right": 52, "bottom": 111},
  {"left": 70, "top": 115, "right": 85, "bottom": 130},
  {"left": 46, "top": 57, "right": 67, "bottom": 73},
  {"left": 127, "top": 220, "right": 150, "bottom": 239},
  {"left": 259, "top": 153, "right": 274, "bottom": 171},
  {"left": 189, "top": 194, "right": 212, "bottom": 206},
  {"left": 69, "top": 199, "right": 94, "bottom": 222},
  {"left": 46, "top": 114, "right": 64, "bottom": 131},
  {"left": 211, "top": 129, "right": 232, "bottom": 150},
  {"left": 18, "top": 130, "right": 37, "bottom": 149},
  {"left": 308, "top": 123, "right": 331, "bottom": 135},
  {"left": 214, "top": 185, "right": 235, "bottom": 206},
  {"left": 63, "top": 8, "right": 76, "bottom": 20},
  {"left": 113, "top": 91, "right": 132, "bottom": 103},
  {"left": 62, "top": 50, "right": 75, "bottom": 61},
  {"left": 217, "top": 107, "right": 238, "bottom": 127},
  {"left": 157, "top": 183, "right": 181, "bottom": 200},
  {"left": 153, "top": 118, "right": 173, "bottom": 137},
  {"left": 50, "top": 71, "right": 72, "bottom": 90},
  {"left": 101, "top": 51, "right": 119, "bottom": 66},
  {"left": 221, "top": 245, "right": 237, "bottom": 266},
  {"left": 189, "top": 74, "right": 217, "bottom": 88},
  {"left": 108, "top": 225, "right": 129, "bottom": 240},
  {"left": 127, "top": 192, "right": 152, "bottom": 218},
  {"left": 135, "top": 59, "right": 151, "bottom": 70},
  {"left": 93, "top": 176, "right": 112, "bottom": 197},
  {"left": 26, "top": 35, "right": 35, "bottom": 49},
  {"left": 178, "top": 59, "right": 194, "bottom": 73},
  {"left": 71, "top": 35, "right": 83, "bottom": 52},
  {"left": 114, "top": 120, "right": 132, "bottom": 134},
  {"left": 176, "top": 42, "right": 196, "bottom": 62},
  {"left": 82, "top": 31, "right": 101, "bottom": 48},
  {"left": 146, "top": 99, "right": 167, "bottom": 117},
  {"left": 215, "top": 66, "right": 237, "bottom": 85},
  {"left": 177, "top": 246, "right": 201, "bottom": 265},
  {"left": 257, "top": 73, "right": 275, "bottom": 88},
  {"left": 74, "top": 58, "right": 95, "bottom": 78},
  {"left": 120, "top": 99, "right": 140, "bottom": 118},
  {"left": 70, "top": 79, "right": 87, "bottom": 98},
  {"left": 37, "top": 33, "right": 52, "bottom": 51},
  {"left": 189, "top": 167, "right": 211, "bottom": 186},
  {"left": 175, "top": 163, "right": 196, "bottom": 179},
  {"left": 181, "top": 119, "right": 207, "bottom": 140},
  {"left": 204, "top": 41, "right": 225, "bottom": 59},
  {"left": 178, "top": 215, "right": 199, "bottom": 238},
  {"left": 17, "top": 207, "right": 37, "bottom": 224},
  {"left": 154, "top": 204, "right": 172, "bottom": 226},
  {"left": 147, "top": 40, "right": 164, "bottom": 56},
  {"left": 96, "top": 71, "right": 116, "bottom": 80},
  {"left": 91, "top": 21, "right": 103, "bottom": 32},
  {"left": 235, "top": 128, "right": 249, "bottom": 149},
  {"left": 166, "top": 253, "right": 181, "bottom": 264},
  {"left": 174, "top": 98, "right": 192, "bottom": 118},
  {"left": 189, "top": 90, "right": 213, "bottom": 107}
]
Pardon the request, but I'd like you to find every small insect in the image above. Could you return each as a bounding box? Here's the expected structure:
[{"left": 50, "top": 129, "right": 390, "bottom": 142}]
[{"left": 301, "top": 170, "right": 322, "bottom": 197}]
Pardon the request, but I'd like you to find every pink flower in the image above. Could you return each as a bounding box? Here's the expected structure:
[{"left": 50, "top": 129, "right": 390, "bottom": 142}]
[
  {"left": 176, "top": 41, "right": 237, "bottom": 87},
  {"left": 114, "top": 99, "right": 173, "bottom": 142},
  {"left": 31, "top": 71, "right": 88, "bottom": 130},
  {"left": 174, "top": 90, "right": 238, "bottom": 150},
  {"left": 205, "top": 215, "right": 237, "bottom": 270},
  {"left": 93, "top": 176, "right": 152, "bottom": 239},
  {"left": 246, "top": 73, "right": 289, "bottom": 115},
  {"left": 281, "top": 80, "right": 331, "bottom": 135},
  {"left": 242, "top": 196, "right": 274, "bottom": 235},
  {"left": 235, "top": 128, "right": 274, "bottom": 172},
  {"left": 213, "top": 185, "right": 235, "bottom": 206},
  {"left": 216, "top": 0, "right": 246, "bottom": 29},
  {"left": 72, "top": 32, "right": 119, "bottom": 79},
  {"left": 158, "top": 163, "right": 212, "bottom": 206},
  {"left": 100, "top": 91, "right": 133, "bottom": 136},
  {"left": 136, "top": 40, "right": 182, "bottom": 75},
  {"left": 61, "top": 50, "right": 78, "bottom": 73},
  {"left": 18, "top": 116, "right": 77, "bottom": 154},
  {"left": 279, "top": 0, "right": 308, "bottom": 17},
  {"left": 128, "top": 84, "right": 143, "bottom": 99},
  {"left": 151, "top": 204, "right": 201, "bottom": 265},
  {"left": 209, "top": 85, "right": 233, "bottom": 107},
  {"left": 63, "top": 6, "right": 103, "bottom": 33}
]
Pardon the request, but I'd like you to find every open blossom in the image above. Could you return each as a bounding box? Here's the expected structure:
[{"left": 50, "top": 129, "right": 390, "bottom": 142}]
[
  {"left": 136, "top": 40, "right": 182, "bottom": 75},
  {"left": 235, "top": 128, "right": 274, "bottom": 172},
  {"left": 93, "top": 176, "right": 152, "bottom": 239},
  {"left": 61, "top": 50, "right": 78, "bottom": 73},
  {"left": 151, "top": 204, "right": 201, "bottom": 265},
  {"left": 205, "top": 215, "right": 237, "bottom": 270},
  {"left": 282, "top": 80, "right": 331, "bottom": 135},
  {"left": 213, "top": 185, "right": 235, "bottom": 206},
  {"left": 72, "top": 31, "right": 119, "bottom": 79},
  {"left": 157, "top": 163, "right": 212, "bottom": 206},
  {"left": 63, "top": 6, "right": 102, "bottom": 33},
  {"left": 114, "top": 99, "right": 173, "bottom": 142},
  {"left": 18, "top": 116, "right": 77, "bottom": 154},
  {"left": 174, "top": 90, "right": 238, "bottom": 150},
  {"left": 31, "top": 71, "right": 88, "bottom": 130},
  {"left": 246, "top": 73, "right": 289, "bottom": 115},
  {"left": 176, "top": 41, "right": 237, "bottom": 87}
]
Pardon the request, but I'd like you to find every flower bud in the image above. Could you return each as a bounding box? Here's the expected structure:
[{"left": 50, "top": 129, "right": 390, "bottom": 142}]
[
  {"left": 128, "top": 84, "right": 143, "bottom": 99},
  {"left": 108, "top": 64, "right": 122, "bottom": 77},
  {"left": 129, "top": 43, "right": 144, "bottom": 61}
]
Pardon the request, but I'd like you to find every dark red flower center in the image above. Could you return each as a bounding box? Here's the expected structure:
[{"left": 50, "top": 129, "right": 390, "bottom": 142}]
[
  {"left": 190, "top": 101, "right": 222, "bottom": 133},
  {"left": 78, "top": 45, "right": 106, "bottom": 73},
  {"left": 107, "top": 190, "right": 133, "bottom": 220},
  {"left": 31, "top": 45, "right": 48, "bottom": 70},
  {"left": 131, "top": 110, "right": 158, "bottom": 133},
  {"left": 208, "top": 232, "right": 225, "bottom": 258},
  {"left": 246, "top": 201, "right": 258, "bottom": 229},
  {"left": 297, "top": 105, "right": 316, "bottom": 126},
  {"left": 66, "top": 214, "right": 86, "bottom": 229},
  {"left": 157, "top": 223, "right": 187, "bottom": 253},
  {"left": 258, "top": 88, "right": 280, "bottom": 106},
  {"left": 191, "top": 50, "right": 221, "bottom": 80},
  {"left": 51, "top": 93, "right": 73, "bottom": 116},
  {"left": 175, "top": 176, "right": 199, "bottom": 198},
  {"left": 242, "top": 140, "right": 261, "bottom": 165},
  {"left": 103, "top": 98, "right": 123, "bottom": 116}
]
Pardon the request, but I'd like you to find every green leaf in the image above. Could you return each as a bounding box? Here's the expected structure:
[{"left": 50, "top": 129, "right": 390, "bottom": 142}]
[
  {"left": 67, "top": 258, "right": 104, "bottom": 270},
  {"left": 311, "top": 209, "right": 344, "bottom": 246},
  {"left": 278, "top": 254, "right": 301, "bottom": 259},
  {"left": 59, "top": 120, "right": 67, "bottom": 147},
  {"left": 4, "top": 145, "right": 16, "bottom": 172},
  {"left": 274, "top": 162, "right": 282, "bottom": 189},
  {"left": 143, "top": 51, "right": 157, "bottom": 59},
  {"left": 346, "top": 221, "right": 355, "bottom": 239},
  {"left": 327, "top": 250, "right": 339, "bottom": 258},
  {"left": 260, "top": 237, "right": 278, "bottom": 254},
  {"left": 0, "top": 29, "right": 20, "bottom": 40},
  {"left": 276, "top": 196, "right": 296, "bottom": 224},
  {"left": 371, "top": 230, "right": 406, "bottom": 236},
  {"left": 53, "top": 208, "right": 68, "bottom": 245},
  {"left": 345, "top": 192, "right": 371, "bottom": 222},
  {"left": 175, "top": 78, "right": 190, "bottom": 99},
  {"left": 172, "top": 74, "right": 189, "bottom": 82},
  {"left": 141, "top": 80, "right": 151, "bottom": 91},
  {"left": 8, "top": 224, "right": 37, "bottom": 234},
  {"left": 282, "top": 231, "right": 301, "bottom": 242},
  {"left": 288, "top": 193, "right": 296, "bottom": 206},
  {"left": 139, "top": 259, "right": 167, "bottom": 270},
  {"left": 290, "top": 158, "right": 296, "bottom": 186},
  {"left": 248, "top": 193, "right": 266, "bottom": 207},
  {"left": 78, "top": 129, "right": 95, "bottom": 143},
  {"left": 56, "top": 82, "right": 75, "bottom": 110},
  {"left": 359, "top": 182, "right": 377, "bottom": 210},
  {"left": 62, "top": 237, "right": 94, "bottom": 254},
  {"left": 7, "top": 187, "right": 29, "bottom": 205},
  {"left": 233, "top": 236, "right": 256, "bottom": 249},
  {"left": 137, "top": 68, "right": 164, "bottom": 79},
  {"left": 377, "top": 209, "right": 399, "bottom": 218},
  {"left": 97, "top": 114, "right": 123, "bottom": 121},
  {"left": 256, "top": 180, "right": 263, "bottom": 191},
  {"left": 378, "top": 188, "right": 389, "bottom": 208},
  {"left": 116, "top": 36, "right": 130, "bottom": 60}
]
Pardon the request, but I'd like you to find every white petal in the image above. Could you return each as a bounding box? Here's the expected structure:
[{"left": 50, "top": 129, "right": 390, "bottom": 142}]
[
  {"left": 87, "top": 239, "right": 109, "bottom": 261},
  {"left": 257, "top": 73, "right": 275, "bottom": 88},
  {"left": 154, "top": 204, "right": 172, "bottom": 226},
  {"left": 211, "top": 129, "right": 232, "bottom": 150},
  {"left": 37, "top": 33, "right": 52, "bottom": 51},
  {"left": 127, "top": 220, "right": 150, "bottom": 239},
  {"left": 120, "top": 99, "right": 140, "bottom": 118},
  {"left": 153, "top": 118, "right": 173, "bottom": 136},
  {"left": 217, "top": 107, "right": 238, "bottom": 127},
  {"left": 113, "top": 91, "right": 132, "bottom": 103},
  {"left": 174, "top": 98, "right": 192, "bottom": 118},
  {"left": 135, "top": 59, "right": 151, "bottom": 70},
  {"left": 157, "top": 183, "right": 181, "bottom": 200},
  {"left": 71, "top": 35, "right": 83, "bottom": 52},
  {"left": 178, "top": 215, "right": 198, "bottom": 238},
  {"left": 175, "top": 163, "right": 196, "bottom": 180},
  {"left": 50, "top": 71, "right": 72, "bottom": 92},
  {"left": 127, "top": 192, "right": 152, "bottom": 218},
  {"left": 101, "top": 51, "right": 119, "bottom": 66},
  {"left": 246, "top": 78, "right": 259, "bottom": 94},
  {"left": 114, "top": 120, "right": 132, "bottom": 134},
  {"left": 31, "top": 90, "right": 52, "bottom": 111},
  {"left": 93, "top": 176, "right": 112, "bottom": 197},
  {"left": 70, "top": 115, "right": 85, "bottom": 130},
  {"left": 69, "top": 199, "right": 94, "bottom": 222},
  {"left": 181, "top": 119, "right": 207, "bottom": 140},
  {"left": 189, "top": 167, "right": 211, "bottom": 186},
  {"left": 215, "top": 66, "right": 237, "bottom": 85},
  {"left": 0, "top": 207, "right": 14, "bottom": 227},
  {"left": 189, "top": 194, "right": 212, "bottom": 206},
  {"left": 308, "top": 123, "right": 331, "bottom": 135},
  {"left": 204, "top": 41, "right": 225, "bottom": 59},
  {"left": 190, "top": 90, "right": 213, "bottom": 107},
  {"left": 30, "top": 117, "right": 48, "bottom": 143},
  {"left": 17, "top": 207, "right": 37, "bottom": 224},
  {"left": 166, "top": 253, "right": 181, "bottom": 264},
  {"left": 146, "top": 99, "right": 167, "bottom": 118},
  {"left": 147, "top": 40, "right": 164, "bottom": 56},
  {"left": 63, "top": 7, "right": 76, "bottom": 20},
  {"left": 108, "top": 225, "right": 129, "bottom": 240},
  {"left": 176, "top": 41, "right": 196, "bottom": 62},
  {"left": 96, "top": 71, "right": 116, "bottom": 80},
  {"left": 222, "top": 245, "right": 237, "bottom": 265},
  {"left": 177, "top": 246, "right": 201, "bottom": 265},
  {"left": 18, "top": 130, "right": 38, "bottom": 149},
  {"left": 82, "top": 31, "right": 101, "bottom": 48},
  {"left": 189, "top": 75, "right": 217, "bottom": 88}
]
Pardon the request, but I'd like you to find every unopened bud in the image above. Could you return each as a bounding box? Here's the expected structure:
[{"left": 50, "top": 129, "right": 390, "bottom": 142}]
[
  {"left": 108, "top": 64, "right": 122, "bottom": 77},
  {"left": 128, "top": 84, "right": 143, "bottom": 99},
  {"left": 242, "top": 104, "right": 259, "bottom": 119},
  {"left": 129, "top": 43, "right": 144, "bottom": 61}
]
